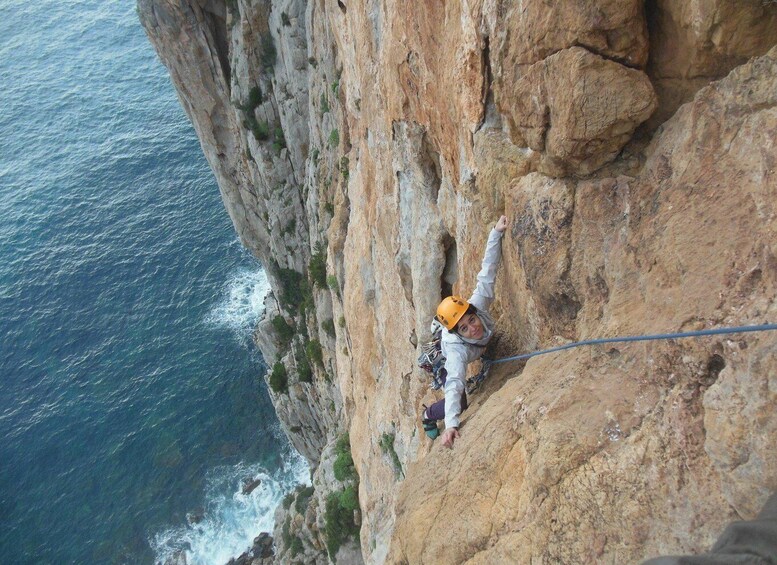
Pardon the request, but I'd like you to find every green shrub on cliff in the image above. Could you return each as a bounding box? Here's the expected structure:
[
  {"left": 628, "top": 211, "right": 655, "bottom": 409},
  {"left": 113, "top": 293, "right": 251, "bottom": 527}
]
[
  {"left": 281, "top": 516, "right": 292, "bottom": 547},
  {"left": 321, "top": 318, "right": 335, "bottom": 338},
  {"left": 272, "top": 315, "right": 295, "bottom": 346},
  {"left": 289, "top": 535, "right": 303, "bottom": 557},
  {"left": 243, "top": 115, "right": 269, "bottom": 141},
  {"left": 296, "top": 349, "right": 312, "bottom": 383},
  {"left": 247, "top": 86, "right": 262, "bottom": 108},
  {"left": 338, "top": 485, "right": 358, "bottom": 512},
  {"left": 276, "top": 266, "right": 308, "bottom": 312},
  {"left": 238, "top": 86, "right": 269, "bottom": 142},
  {"left": 269, "top": 362, "right": 288, "bottom": 394},
  {"left": 309, "top": 241, "right": 327, "bottom": 288},
  {"left": 335, "top": 433, "right": 350, "bottom": 456},
  {"left": 273, "top": 127, "right": 286, "bottom": 154},
  {"left": 324, "top": 488, "right": 360, "bottom": 558},
  {"left": 328, "top": 128, "right": 339, "bottom": 148},
  {"left": 333, "top": 453, "right": 355, "bottom": 482},
  {"left": 295, "top": 485, "right": 315, "bottom": 513},
  {"left": 333, "top": 434, "right": 356, "bottom": 482},
  {"left": 261, "top": 34, "right": 276, "bottom": 71},
  {"left": 305, "top": 339, "right": 324, "bottom": 368},
  {"left": 282, "top": 218, "right": 296, "bottom": 237},
  {"left": 325, "top": 435, "right": 361, "bottom": 557},
  {"left": 339, "top": 156, "right": 349, "bottom": 180},
  {"left": 380, "top": 432, "right": 403, "bottom": 477},
  {"left": 320, "top": 93, "right": 329, "bottom": 115}
]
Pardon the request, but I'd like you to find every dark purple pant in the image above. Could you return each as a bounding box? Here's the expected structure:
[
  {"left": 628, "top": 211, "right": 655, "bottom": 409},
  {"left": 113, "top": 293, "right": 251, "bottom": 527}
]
[{"left": 425, "top": 370, "right": 468, "bottom": 421}]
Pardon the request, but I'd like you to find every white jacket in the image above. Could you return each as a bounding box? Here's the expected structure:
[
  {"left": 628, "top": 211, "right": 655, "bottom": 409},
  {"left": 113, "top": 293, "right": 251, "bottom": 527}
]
[{"left": 440, "top": 228, "right": 503, "bottom": 430}]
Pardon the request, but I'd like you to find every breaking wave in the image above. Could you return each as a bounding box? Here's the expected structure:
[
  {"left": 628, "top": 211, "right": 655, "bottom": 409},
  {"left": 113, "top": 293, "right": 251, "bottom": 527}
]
[
  {"left": 150, "top": 447, "right": 309, "bottom": 565},
  {"left": 205, "top": 265, "right": 271, "bottom": 342}
]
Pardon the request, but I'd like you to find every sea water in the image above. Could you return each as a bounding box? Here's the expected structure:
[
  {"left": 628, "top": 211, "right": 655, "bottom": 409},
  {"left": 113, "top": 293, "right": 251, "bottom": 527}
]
[{"left": 0, "top": 1, "right": 306, "bottom": 563}]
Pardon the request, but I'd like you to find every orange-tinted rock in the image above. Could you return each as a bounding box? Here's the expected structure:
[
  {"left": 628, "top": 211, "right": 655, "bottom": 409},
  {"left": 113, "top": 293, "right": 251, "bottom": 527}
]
[
  {"left": 646, "top": 0, "right": 777, "bottom": 125},
  {"left": 139, "top": 0, "right": 777, "bottom": 560},
  {"left": 386, "top": 45, "right": 777, "bottom": 564},
  {"left": 504, "top": 47, "right": 657, "bottom": 176}
]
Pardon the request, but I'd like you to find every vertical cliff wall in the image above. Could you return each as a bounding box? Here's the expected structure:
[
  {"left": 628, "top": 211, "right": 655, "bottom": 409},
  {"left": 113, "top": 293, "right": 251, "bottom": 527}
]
[{"left": 139, "top": 1, "right": 777, "bottom": 563}]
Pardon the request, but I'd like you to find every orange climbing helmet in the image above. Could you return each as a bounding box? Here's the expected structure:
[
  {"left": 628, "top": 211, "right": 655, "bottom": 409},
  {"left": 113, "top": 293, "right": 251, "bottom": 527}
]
[{"left": 436, "top": 296, "right": 470, "bottom": 331}]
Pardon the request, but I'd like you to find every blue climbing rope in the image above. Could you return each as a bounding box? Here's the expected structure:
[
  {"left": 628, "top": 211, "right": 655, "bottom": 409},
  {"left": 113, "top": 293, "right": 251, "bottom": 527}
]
[{"left": 491, "top": 323, "right": 777, "bottom": 365}]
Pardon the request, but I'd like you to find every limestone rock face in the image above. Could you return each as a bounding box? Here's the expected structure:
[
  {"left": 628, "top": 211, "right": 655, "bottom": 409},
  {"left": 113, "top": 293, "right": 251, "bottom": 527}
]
[
  {"left": 647, "top": 0, "right": 777, "bottom": 125},
  {"left": 139, "top": 0, "right": 777, "bottom": 563},
  {"left": 505, "top": 47, "right": 657, "bottom": 176},
  {"left": 486, "top": 0, "right": 649, "bottom": 70},
  {"left": 388, "top": 46, "right": 777, "bottom": 564}
]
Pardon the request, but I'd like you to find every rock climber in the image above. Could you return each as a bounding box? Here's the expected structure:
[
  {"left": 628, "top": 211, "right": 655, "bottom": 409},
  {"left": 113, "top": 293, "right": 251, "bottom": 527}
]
[{"left": 423, "top": 215, "right": 508, "bottom": 449}]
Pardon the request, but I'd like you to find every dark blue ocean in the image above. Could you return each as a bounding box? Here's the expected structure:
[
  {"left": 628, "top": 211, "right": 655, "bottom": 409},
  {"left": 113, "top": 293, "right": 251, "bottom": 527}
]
[{"left": 0, "top": 1, "right": 306, "bottom": 563}]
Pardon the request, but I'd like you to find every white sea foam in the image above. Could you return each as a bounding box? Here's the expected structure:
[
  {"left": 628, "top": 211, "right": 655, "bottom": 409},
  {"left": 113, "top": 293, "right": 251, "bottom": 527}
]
[
  {"left": 151, "top": 449, "right": 309, "bottom": 565},
  {"left": 205, "top": 266, "right": 271, "bottom": 341}
]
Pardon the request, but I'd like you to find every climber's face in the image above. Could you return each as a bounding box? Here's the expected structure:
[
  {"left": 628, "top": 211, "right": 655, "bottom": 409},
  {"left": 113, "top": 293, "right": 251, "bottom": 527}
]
[{"left": 456, "top": 312, "right": 483, "bottom": 340}]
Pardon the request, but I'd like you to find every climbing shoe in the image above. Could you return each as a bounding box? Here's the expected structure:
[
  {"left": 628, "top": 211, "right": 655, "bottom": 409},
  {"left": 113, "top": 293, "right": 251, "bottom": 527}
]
[{"left": 423, "top": 418, "right": 440, "bottom": 440}]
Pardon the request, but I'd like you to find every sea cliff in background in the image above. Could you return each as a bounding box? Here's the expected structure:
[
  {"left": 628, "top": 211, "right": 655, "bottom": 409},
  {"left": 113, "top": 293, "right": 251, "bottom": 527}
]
[{"left": 138, "top": 1, "right": 777, "bottom": 563}]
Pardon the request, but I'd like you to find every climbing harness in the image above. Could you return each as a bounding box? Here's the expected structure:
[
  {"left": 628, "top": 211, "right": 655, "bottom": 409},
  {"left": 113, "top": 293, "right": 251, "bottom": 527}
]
[
  {"left": 417, "top": 330, "right": 446, "bottom": 390},
  {"left": 418, "top": 320, "right": 493, "bottom": 394},
  {"left": 490, "top": 323, "right": 777, "bottom": 365}
]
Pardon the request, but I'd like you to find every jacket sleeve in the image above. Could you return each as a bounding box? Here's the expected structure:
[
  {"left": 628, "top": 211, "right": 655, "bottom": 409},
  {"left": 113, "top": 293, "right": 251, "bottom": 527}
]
[
  {"left": 443, "top": 348, "right": 468, "bottom": 430},
  {"left": 468, "top": 228, "right": 504, "bottom": 313}
]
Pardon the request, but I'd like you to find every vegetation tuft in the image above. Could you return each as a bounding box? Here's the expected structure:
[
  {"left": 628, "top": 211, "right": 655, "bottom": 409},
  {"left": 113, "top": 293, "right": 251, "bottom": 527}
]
[
  {"left": 324, "top": 487, "right": 360, "bottom": 558},
  {"left": 269, "top": 362, "right": 288, "bottom": 394},
  {"left": 243, "top": 116, "right": 269, "bottom": 142},
  {"left": 305, "top": 339, "right": 324, "bottom": 368},
  {"left": 272, "top": 315, "right": 295, "bottom": 346},
  {"left": 294, "top": 485, "right": 315, "bottom": 514},
  {"left": 282, "top": 516, "right": 292, "bottom": 547},
  {"left": 296, "top": 348, "right": 312, "bottom": 383},
  {"left": 238, "top": 86, "right": 269, "bottom": 142},
  {"left": 276, "top": 266, "right": 310, "bottom": 313},
  {"left": 261, "top": 34, "right": 277, "bottom": 71},
  {"left": 273, "top": 126, "right": 286, "bottom": 154},
  {"left": 380, "top": 432, "right": 403, "bottom": 477},
  {"left": 282, "top": 218, "right": 296, "bottom": 237},
  {"left": 247, "top": 86, "right": 262, "bottom": 108},
  {"left": 309, "top": 241, "right": 328, "bottom": 288},
  {"left": 333, "top": 434, "right": 356, "bottom": 482},
  {"left": 328, "top": 129, "right": 340, "bottom": 148},
  {"left": 339, "top": 156, "right": 349, "bottom": 180},
  {"left": 290, "top": 536, "right": 304, "bottom": 557},
  {"left": 322, "top": 318, "right": 336, "bottom": 338}
]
